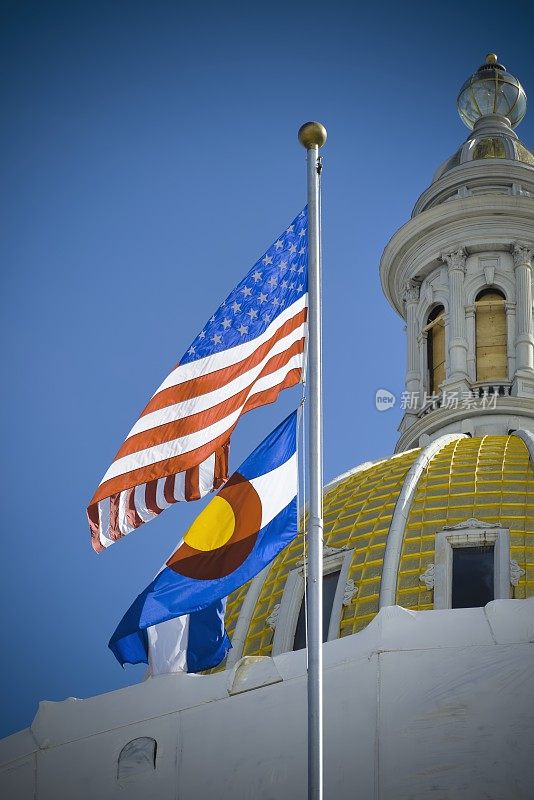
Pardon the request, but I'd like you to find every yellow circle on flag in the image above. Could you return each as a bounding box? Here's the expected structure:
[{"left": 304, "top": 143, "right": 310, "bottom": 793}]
[{"left": 183, "top": 495, "right": 236, "bottom": 551}]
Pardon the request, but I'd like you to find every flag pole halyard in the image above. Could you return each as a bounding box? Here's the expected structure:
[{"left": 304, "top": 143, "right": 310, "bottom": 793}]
[{"left": 298, "top": 121, "right": 327, "bottom": 800}]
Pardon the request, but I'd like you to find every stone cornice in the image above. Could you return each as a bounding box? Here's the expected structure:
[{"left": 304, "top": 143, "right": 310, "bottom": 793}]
[
  {"left": 395, "top": 394, "right": 534, "bottom": 454},
  {"left": 412, "top": 159, "right": 534, "bottom": 217},
  {"left": 380, "top": 194, "right": 534, "bottom": 318}
]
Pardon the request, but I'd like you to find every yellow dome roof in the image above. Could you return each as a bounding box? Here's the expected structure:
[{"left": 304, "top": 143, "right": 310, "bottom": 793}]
[{"left": 221, "top": 435, "right": 534, "bottom": 662}]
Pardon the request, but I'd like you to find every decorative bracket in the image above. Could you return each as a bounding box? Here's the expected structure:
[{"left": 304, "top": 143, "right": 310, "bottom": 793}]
[
  {"left": 419, "top": 563, "right": 435, "bottom": 590},
  {"left": 266, "top": 603, "right": 281, "bottom": 631},
  {"left": 342, "top": 578, "right": 358, "bottom": 606},
  {"left": 510, "top": 560, "right": 525, "bottom": 587}
]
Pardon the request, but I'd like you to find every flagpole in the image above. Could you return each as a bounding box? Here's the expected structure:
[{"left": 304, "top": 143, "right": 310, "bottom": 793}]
[{"left": 298, "top": 121, "right": 327, "bottom": 800}]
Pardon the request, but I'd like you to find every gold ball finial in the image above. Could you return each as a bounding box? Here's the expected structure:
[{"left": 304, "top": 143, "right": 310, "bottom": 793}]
[
  {"left": 298, "top": 121, "right": 327, "bottom": 149},
  {"left": 485, "top": 53, "right": 498, "bottom": 64}
]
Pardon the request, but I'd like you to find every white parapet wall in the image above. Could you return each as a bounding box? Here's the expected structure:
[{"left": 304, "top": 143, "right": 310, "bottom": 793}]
[{"left": 1, "top": 599, "right": 533, "bottom": 800}]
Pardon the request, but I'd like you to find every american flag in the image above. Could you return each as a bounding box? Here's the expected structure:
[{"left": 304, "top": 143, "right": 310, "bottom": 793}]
[{"left": 88, "top": 209, "right": 308, "bottom": 552}]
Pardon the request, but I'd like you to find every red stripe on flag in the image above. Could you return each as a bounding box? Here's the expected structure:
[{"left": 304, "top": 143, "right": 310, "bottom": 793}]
[
  {"left": 112, "top": 337, "right": 305, "bottom": 460},
  {"left": 185, "top": 466, "right": 200, "bottom": 501},
  {"left": 126, "top": 488, "right": 143, "bottom": 530},
  {"left": 140, "top": 309, "right": 307, "bottom": 415},
  {"left": 89, "top": 361, "right": 303, "bottom": 506},
  {"left": 145, "top": 480, "right": 163, "bottom": 515},
  {"left": 164, "top": 475, "right": 176, "bottom": 504},
  {"left": 214, "top": 440, "right": 230, "bottom": 489},
  {"left": 109, "top": 493, "right": 121, "bottom": 540}
]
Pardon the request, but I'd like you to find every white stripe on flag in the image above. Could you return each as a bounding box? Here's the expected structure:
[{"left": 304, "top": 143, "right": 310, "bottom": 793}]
[
  {"left": 100, "top": 407, "right": 243, "bottom": 485},
  {"left": 250, "top": 451, "right": 298, "bottom": 530},
  {"left": 247, "top": 352, "right": 304, "bottom": 401},
  {"left": 118, "top": 491, "right": 135, "bottom": 536},
  {"left": 156, "top": 478, "right": 173, "bottom": 511},
  {"left": 147, "top": 615, "right": 189, "bottom": 675},
  {"left": 126, "top": 322, "right": 306, "bottom": 438},
  {"left": 98, "top": 501, "right": 114, "bottom": 549},
  {"left": 173, "top": 472, "right": 186, "bottom": 501},
  {"left": 134, "top": 484, "right": 154, "bottom": 523},
  {"left": 199, "top": 452, "right": 216, "bottom": 496},
  {"left": 155, "top": 294, "right": 307, "bottom": 394}
]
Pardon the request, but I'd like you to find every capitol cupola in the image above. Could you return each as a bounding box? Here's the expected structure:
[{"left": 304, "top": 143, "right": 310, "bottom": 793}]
[{"left": 380, "top": 54, "right": 534, "bottom": 453}]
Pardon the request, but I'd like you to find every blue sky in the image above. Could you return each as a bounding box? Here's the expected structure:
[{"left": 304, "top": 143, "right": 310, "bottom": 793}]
[{"left": 1, "top": 0, "right": 533, "bottom": 738}]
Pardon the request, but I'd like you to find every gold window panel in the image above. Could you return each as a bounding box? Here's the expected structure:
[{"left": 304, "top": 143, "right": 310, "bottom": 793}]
[
  {"left": 475, "top": 292, "right": 507, "bottom": 381},
  {"left": 424, "top": 309, "right": 446, "bottom": 394}
]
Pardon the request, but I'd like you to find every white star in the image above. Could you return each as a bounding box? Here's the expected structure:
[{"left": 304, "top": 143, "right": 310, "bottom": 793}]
[
  {"left": 238, "top": 324, "right": 248, "bottom": 335},
  {"left": 252, "top": 270, "right": 262, "bottom": 282},
  {"left": 247, "top": 308, "right": 258, "bottom": 320},
  {"left": 222, "top": 318, "right": 231, "bottom": 329},
  {"left": 299, "top": 228, "right": 306, "bottom": 237},
  {"left": 268, "top": 276, "right": 277, "bottom": 289},
  {"left": 299, "top": 247, "right": 306, "bottom": 255},
  {"left": 262, "top": 312, "right": 271, "bottom": 323},
  {"left": 210, "top": 315, "right": 216, "bottom": 323},
  {"left": 188, "top": 346, "right": 196, "bottom": 355},
  {"left": 263, "top": 255, "right": 273, "bottom": 266},
  {"left": 258, "top": 292, "right": 268, "bottom": 303},
  {"left": 290, "top": 264, "right": 297, "bottom": 273},
  {"left": 286, "top": 225, "right": 294, "bottom": 233},
  {"left": 298, "top": 265, "right": 304, "bottom": 274},
  {"left": 273, "top": 297, "right": 280, "bottom": 306},
  {"left": 297, "top": 284, "right": 303, "bottom": 292},
  {"left": 242, "top": 286, "right": 252, "bottom": 297},
  {"left": 274, "top": 239, "right": 283, "bottom": 250},
  {"left": 278, "top": 259, "right": 287, "bottom": 270},
  {"left": 231, "top": 301, "right": 241, "bottom": 313},
  {"left": 289, "top": 244, "right": 297, "bottom": 254},
  {"left": 212, "top": 334, "right": 222, "bottom": 345},
  {"left": 281, "top": 280, "right": 289, "bottom": 289},
  {"left": 289, "top": 283, "right": 295, "bottom": 289},
  {"left": 198, "top": 330, "right": 206, "bottom": 339}
]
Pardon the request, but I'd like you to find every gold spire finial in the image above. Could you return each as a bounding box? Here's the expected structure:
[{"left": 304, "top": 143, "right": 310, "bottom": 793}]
[
  {"left": 298, "top": 122, "right": 327, "bottom": 150},
  {"left": 485, "top": 53, "right": 498, "bottom": 64}
]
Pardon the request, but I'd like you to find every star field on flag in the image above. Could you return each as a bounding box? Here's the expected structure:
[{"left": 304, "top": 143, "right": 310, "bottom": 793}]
[{"left": 181, "top": 213, "right": 307, "bottom": 363}]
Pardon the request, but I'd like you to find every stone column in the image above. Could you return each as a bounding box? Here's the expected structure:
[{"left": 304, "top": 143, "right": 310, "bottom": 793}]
[
  {"left": 465, "top": 304, "right": 476, "bottom": 382},
  {"left": 512, "top": 244, "right": 534, "bottom": 372},
  {"left": 505, "top": 301, "right": 516, "bottom": 381},
  {"left": 441, "top": 247, "right": 470, "bottom": 390},
  {"left": 402, "top": 280, "right": 421, "bottom": 395},
  {"left": 398, "top": 280, "right": 421, "bottom": 430}
]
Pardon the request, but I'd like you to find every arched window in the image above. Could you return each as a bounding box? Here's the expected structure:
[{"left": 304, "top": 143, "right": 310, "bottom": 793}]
[
  {"left": 425, "top": 305, "right": 445, "bottom": 394},
  {"left": 475, "top": 289, "right": 507, "bottom": 381},
  {"left": 117, "top": 737, "right": 157, "bottom": 781}
]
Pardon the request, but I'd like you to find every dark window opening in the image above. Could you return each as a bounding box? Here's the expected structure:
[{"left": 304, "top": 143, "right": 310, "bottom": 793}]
[
  {"left": 452, "top": 546, "right": 494, "bottom": 608},
  {"left": 293, "top": 570, "right": 341, "bottom": 651}
]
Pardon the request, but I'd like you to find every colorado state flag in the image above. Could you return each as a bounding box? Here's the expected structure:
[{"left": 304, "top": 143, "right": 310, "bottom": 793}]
[{"left": 109, "top": 410, "right": 298, "bottom": 670}]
